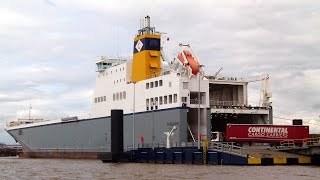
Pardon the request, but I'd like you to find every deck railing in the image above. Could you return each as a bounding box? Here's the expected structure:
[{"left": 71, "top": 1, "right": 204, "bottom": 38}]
[
  {"left": 208, "top": 142, "right": 247, "bottom": 157},
  {"left": 125, "top": 141, "right": 247, "bottom": 157},
  {"left": 190, "top": 99, "right": 205, "bottom": 105},
  {"left": 210, "top": 101, "right": 241, "bottom": 107}
]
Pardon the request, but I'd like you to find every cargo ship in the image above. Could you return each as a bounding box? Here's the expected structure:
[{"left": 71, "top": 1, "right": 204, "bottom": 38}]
[{"left": 5, "top": 16, "right": 273, "bottom": 159}]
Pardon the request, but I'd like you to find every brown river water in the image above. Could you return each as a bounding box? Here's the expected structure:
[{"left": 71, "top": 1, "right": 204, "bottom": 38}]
[{"left": 0, "top": 157, "right": 319, "bottom": 180}]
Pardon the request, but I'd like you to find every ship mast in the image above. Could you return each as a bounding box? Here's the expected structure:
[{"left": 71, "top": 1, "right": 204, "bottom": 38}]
[{"left": 28, "top": 104, "right": 32, "bottom": 120}]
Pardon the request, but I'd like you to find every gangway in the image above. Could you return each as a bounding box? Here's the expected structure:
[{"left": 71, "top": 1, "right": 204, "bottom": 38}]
[{"left": 208, "top": 142, "right": 247, "bottom": 157}]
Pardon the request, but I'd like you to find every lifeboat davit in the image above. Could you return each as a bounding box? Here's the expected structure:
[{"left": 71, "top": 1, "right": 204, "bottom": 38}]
[{"left": 177, "top": 50, "right": 200, "bottom": 75}]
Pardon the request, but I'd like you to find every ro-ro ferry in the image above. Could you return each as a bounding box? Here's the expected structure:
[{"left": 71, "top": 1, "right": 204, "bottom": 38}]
[{"left": 5, "top": 16, "right": 272, "bottom": 158}]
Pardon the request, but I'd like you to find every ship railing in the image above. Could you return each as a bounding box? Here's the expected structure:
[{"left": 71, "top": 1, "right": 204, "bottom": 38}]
[
  {"left": 126, "top": 142, "right": 208, "bottom": 151},
  {"left": 190, "top": 99, "right": 205, "bottom": 105},
  {"left": 210, "top": 101, "right": 241, "bottom": 107},
  {"left": 208, "top": 142, "right": 247, "bottom": 157},
  {"left": 303, "top": 137, "right": 320, "bottom": 147},
  {"left": 125, "top": 141, "right": 246, "bottom": 157}
]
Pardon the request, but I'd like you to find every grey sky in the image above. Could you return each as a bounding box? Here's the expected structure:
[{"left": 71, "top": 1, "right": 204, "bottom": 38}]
[{"left": 1, "top": 0, "right": 320, "bottom": 144}]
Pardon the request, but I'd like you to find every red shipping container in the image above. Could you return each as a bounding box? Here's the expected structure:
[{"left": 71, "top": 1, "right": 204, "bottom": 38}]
[{"left": 226, "top": 124, "right": 309, "bottom": 143}]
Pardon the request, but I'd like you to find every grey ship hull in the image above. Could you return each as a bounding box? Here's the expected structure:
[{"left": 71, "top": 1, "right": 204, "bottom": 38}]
[{"left": 6, "top": 107, "right": 191, "bottom": 159}]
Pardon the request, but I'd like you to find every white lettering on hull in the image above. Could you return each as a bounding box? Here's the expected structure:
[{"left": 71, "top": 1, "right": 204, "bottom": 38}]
[{"left": 247, "top": 127, "right": 288, "bottom": 138}]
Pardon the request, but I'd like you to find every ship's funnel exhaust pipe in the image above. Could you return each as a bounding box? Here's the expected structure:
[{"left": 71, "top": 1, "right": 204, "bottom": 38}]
[{"left": 145, "top": 15, "right": 150, "bottom": 33}]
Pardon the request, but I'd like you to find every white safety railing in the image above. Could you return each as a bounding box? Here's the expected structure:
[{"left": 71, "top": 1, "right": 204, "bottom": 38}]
[
  {"left": 210, "top": 101, "right": 241, "bottom": 107},
  {"left": 208, "top": 142, "right": 247, "bottom": 157},
  {"left": 190, "top": 99, "right": 205, "bottom": 105}
]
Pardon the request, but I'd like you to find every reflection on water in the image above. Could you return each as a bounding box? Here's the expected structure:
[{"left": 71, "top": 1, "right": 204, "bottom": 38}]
[{"left": 0, "top": 157, "right": 320, "bottom": 180}]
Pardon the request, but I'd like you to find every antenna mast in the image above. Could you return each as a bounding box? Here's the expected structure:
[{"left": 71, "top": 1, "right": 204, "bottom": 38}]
[{"left": 28, "top": 104, "right": 32, "bottom": 120}]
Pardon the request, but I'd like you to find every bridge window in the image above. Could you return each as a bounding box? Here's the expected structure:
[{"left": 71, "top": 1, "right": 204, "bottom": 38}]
[
  {"left": 182, "top": 97, "right": 187, "bottom": 103},
  {"left": 159, "top": 96, "right": 163, "bottom": 105},
  {"left": 159, "top": 80, "right": 163, "bottom": 86},
  {"left": 95, "top": 98, "right": 97, "bottom": 103},
  {"left": 123, "top": 91, "right": 126, "bottom": 99},
  {"left": 174, "top": 94, "right": 177, "bottom": 103},
  {"left": 104, "top": 96, "right": 106, "bottom": 101},
  {"left": 113, "top": 94, "right": 115, "bottom": 101},
  {"left": 146, "top": 83, "right": 149, "bottom": 89},
  {"left": 150, "top": 82, "right": 154, "bottom": 88},
  {"left": 155, "top": 81, "right": 158, "bottom": 87},
  {"left": 146, "top": 99, "right": 149, "bottom": 110},
  {"left": 164, "top": 96, "right": 168, "bottom": 104},
  {"left": 169, "top": 95, "right": 172, "bottom": 104}
]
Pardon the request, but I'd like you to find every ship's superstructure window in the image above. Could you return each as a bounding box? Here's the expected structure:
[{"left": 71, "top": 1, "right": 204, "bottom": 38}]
[
  {"left": 182, "top": 97, "right": 187, "bottom": 103},
  {"left": 95, "top": 95, "right": 107, "bottom": 103},
  {"left": 150, "top": 98, "right": 154, "bottom": 110},
  {"left": 169, "top": 82, "right": 172, "bottom": 87},
  {"left": 183, "top": 82, "right": 188, "bottom": 89},
  {"left": 169, "top": 95, "right": 173, "bottom": 104},
  {"left": 146, "top": 99, "right": 149, "bottom": 110},
  {"left": 174, "top": 94, "right": 177, "bottom": 103},
  {"left": 159, "top": 96, "right": 163, "bottom": 105},
  {"left": 123, "top": 91, "right": 126, "bottom": 99},
  {"left": 112, "top": 92, "right": 126, "bottom": 101},
  {"left": 146, "top": 80, "right": 163, "bottom": 90},
  {"left": 164, "top": 96, "right": 168, "bottom": 104}
]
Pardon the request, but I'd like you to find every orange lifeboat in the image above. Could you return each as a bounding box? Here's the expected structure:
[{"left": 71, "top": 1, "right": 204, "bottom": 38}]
[{"left": 177, "top": 50, "right": 200, "bottom": 75}]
